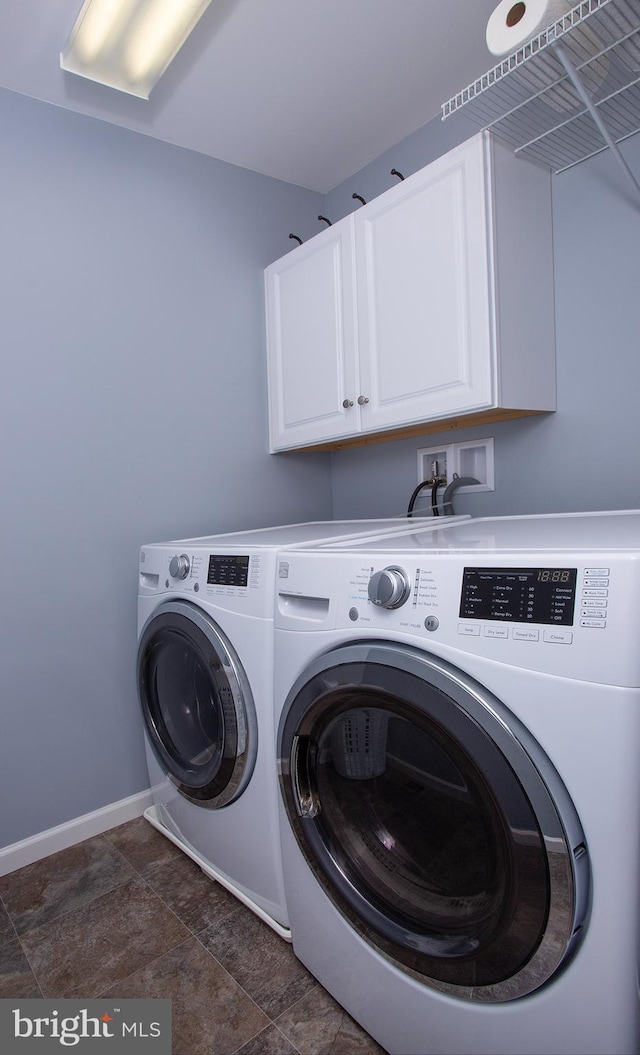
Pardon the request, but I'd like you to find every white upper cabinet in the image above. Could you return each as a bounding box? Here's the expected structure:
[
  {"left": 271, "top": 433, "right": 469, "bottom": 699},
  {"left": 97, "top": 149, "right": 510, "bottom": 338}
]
[
  {"left": 264, "top": 217, "right": 360, "bottom": 449},
  {"left": 265, "top": 132, "right": 556, "bottom": 452},
  {"left": 355, "top": 136, "right": 493, "bottom": 433}
]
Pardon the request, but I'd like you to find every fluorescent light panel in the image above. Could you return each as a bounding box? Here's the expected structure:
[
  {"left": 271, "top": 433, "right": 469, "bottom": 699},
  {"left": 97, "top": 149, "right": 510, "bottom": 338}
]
[{"left": 60, "top": 0, "right": 214, "bottom": 99}]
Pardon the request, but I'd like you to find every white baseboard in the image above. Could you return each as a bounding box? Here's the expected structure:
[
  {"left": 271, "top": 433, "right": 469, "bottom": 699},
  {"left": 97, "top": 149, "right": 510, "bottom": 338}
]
[{"left": 0, "top": 789, "right": 154, "bottom": 877}]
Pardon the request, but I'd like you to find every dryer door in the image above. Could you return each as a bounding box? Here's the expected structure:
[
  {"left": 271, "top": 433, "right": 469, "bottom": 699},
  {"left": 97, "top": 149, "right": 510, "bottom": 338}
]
[
  {"left": 278, "top": 641, "right": 590, "bottom": 1001},
  {"left": 138, "top": 600, "right": 257, "bottom": 808}
]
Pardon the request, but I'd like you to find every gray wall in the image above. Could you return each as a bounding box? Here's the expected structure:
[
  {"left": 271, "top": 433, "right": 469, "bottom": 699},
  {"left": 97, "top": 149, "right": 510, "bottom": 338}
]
[
  {"left": 325, "top": 114, "right": 640, "bottom": 519},
  {"left": 0, "top": 88, "right": 332, "bottom": 848}
]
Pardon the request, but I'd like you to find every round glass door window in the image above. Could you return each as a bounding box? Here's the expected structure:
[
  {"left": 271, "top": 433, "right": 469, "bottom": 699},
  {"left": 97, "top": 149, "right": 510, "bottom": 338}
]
[
  {"left": 138, "top": 600, "right": 257, "bottom": 808},
  {"left": 278, "top": 642, "right": 589, "bottom": 1000}
]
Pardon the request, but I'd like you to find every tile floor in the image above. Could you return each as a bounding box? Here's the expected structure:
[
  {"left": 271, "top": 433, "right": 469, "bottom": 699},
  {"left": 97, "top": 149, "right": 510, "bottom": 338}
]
[{"left": 0, "top": 817, "right": 387, "bottom": 1054}]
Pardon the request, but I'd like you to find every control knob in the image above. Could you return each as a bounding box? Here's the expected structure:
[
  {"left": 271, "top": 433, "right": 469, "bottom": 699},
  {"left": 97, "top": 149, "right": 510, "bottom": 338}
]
[
  {"left": 169, "top": 554, "right": 190, "bottom": 580},
  {"left": 368, "top": 566, "right": 410, "bottom": 609}
]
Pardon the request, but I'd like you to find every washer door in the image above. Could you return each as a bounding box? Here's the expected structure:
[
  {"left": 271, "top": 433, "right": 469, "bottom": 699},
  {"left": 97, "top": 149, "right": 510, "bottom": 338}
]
[
  {"left": 138, "top": 600, "right": 257, "bottom": 808},
  {"left": 278, "top": 641, "right": 590, "bottom": 1001}
]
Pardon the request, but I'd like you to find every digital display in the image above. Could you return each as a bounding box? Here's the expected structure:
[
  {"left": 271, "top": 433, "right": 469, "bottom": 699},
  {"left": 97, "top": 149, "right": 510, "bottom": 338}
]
[
  {"left": 460, "top": 568, "right": 577, "bottom": 626},
  {"left": 207, "top": 554, "right": 250, "bottom": 588}
]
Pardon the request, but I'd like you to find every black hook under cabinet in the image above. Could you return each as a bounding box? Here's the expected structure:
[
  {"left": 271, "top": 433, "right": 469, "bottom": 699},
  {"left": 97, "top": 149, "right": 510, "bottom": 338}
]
[
  {"left": 317, "top": 215, "right": 332, "bottom": 226},
  {"left": 391, "top": 168, "right": 405, "bottom": 181},
  {"left": 289, "top": 233, "right": 303, "bottom": 245},
  {"left": 352, "top": 193, "right": 367, "bottom": 206}
]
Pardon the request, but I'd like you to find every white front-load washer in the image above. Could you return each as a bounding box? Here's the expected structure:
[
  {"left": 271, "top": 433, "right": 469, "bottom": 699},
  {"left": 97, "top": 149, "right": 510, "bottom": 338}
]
[
  {"left": 137, "top": 517, "right": 466, "bottom": 939},
  {"left": 274, "top": 510, "right": 640, "bottom": 1052}
]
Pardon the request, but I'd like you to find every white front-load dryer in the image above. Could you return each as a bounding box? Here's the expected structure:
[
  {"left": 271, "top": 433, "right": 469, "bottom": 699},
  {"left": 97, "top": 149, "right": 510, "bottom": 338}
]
[
  {"left": 137, "top": 517, "right": 465, "bottom": 938},
  {"left": 274, "top": 511, "right": 640, "bottom": 1052}
]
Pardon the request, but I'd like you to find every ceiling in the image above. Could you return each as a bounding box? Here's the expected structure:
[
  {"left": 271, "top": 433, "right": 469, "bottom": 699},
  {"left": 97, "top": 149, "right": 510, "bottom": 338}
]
[{"left": 1, "top": 0, "right": 499, "bottom": 193}]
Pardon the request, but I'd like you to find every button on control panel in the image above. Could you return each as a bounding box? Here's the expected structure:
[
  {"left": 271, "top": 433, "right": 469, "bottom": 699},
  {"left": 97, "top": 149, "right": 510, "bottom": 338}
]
[
  {"left": 512, "top": 628, "right": 540, "bottom": 642},
  {"left": 458, "top": 624, "right": 481, "bottom": 637},
  {"left": 484, "top": 626, "right": 509, "bottom": 640},
  {"left": 543, "top": 630, "right": 573, "bottom": 644}
]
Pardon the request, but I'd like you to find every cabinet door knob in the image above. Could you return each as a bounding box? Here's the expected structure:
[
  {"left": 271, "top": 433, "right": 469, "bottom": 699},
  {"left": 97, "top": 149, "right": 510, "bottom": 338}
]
[
  {"left": 357, "top": 395, "right": 369, "bottom": 405},
  {"left": 342, "top": 398, "right": 354, "bottom": 408}
]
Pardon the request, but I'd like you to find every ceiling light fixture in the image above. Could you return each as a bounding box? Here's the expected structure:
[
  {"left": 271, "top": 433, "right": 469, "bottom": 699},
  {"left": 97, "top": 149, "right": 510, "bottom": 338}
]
[{"left": 60, "top": 0, "right": 214, "bottom": 100}]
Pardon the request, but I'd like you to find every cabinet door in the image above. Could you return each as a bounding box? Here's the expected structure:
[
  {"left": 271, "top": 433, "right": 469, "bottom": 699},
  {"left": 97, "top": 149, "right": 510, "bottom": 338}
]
[
  {"left": 265, "top": 218, "right": 360, "bottom": 451},
  {"left": 355, "top": 135, "right": 494, "bottom": 434}
]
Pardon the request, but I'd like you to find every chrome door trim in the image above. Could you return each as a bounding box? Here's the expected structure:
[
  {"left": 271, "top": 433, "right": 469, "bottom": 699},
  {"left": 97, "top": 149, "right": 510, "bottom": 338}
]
[
  {"left": 278, "top": 640, "right": 590, "bottom": 1001},
  {"left": 138, "top": 599, "right": 257, "bottom": 808}
]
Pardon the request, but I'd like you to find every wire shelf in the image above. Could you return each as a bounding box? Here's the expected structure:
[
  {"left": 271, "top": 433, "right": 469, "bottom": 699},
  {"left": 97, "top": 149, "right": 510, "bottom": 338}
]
[{"left": 441, "top": 0, "right": 640, "bottom": 174}]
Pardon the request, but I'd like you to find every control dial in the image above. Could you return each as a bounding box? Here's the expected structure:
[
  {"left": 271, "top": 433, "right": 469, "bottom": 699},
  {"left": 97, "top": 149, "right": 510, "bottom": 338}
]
[
  {"left": 169, "top": 554, "right": 190, "bottom": 580},
  {"left": 368, "top": 566, "right": 410, "bottom": 609}
]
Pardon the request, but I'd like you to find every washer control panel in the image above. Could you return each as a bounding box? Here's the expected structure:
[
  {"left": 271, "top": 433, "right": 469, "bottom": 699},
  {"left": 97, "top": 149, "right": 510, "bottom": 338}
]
[
  {"left": 140, "top": 545, "right": 275, "bottom": 618},
  {"left": 207, "top": 554, "right": 250, "bottom": 589}
]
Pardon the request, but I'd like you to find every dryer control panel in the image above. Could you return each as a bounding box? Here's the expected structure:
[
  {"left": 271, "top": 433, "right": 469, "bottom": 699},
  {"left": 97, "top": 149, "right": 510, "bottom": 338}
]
[
  {"left": 275, "top": 549, "right": 640, "bottom": 687},
  {"left": 459, "top": 568, "right": 577, "bottom": 626}
]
